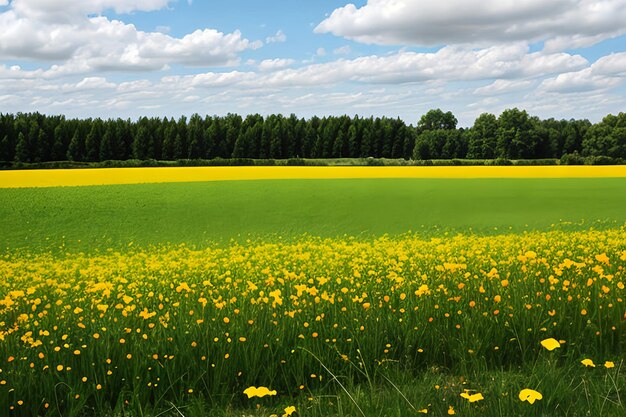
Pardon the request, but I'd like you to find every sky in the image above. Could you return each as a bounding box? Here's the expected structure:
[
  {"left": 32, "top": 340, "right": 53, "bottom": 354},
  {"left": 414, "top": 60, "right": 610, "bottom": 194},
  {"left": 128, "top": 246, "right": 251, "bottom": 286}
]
[{"left": 0, "top": 0, "right": 625, "bottom": 126}]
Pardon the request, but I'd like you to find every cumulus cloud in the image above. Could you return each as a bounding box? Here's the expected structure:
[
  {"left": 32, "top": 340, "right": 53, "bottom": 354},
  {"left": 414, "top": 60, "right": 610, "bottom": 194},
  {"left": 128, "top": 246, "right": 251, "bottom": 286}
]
[
  {"left": 541, "top": 52, "right": 626, "bottom": 93},
  {"left": 315, "top": 0, "right": 626, "bottom": 50},
  {"left": 0, "top": 0, "right": 260, "bottom": 71},
  {"left": 257, "top": 45, "right": 587, "bottom": 87},
  {"left": 11, "top": 0, "right": 173, "bottom": 21},
  {"left": 265, "top": 30, "right": 286, "bottom": 44},
  {"left": 474, "top": 79, "right": 535, "bottom": 95},
  {"left": 258, "top": 58, "right": 296, "bottom": 71}
]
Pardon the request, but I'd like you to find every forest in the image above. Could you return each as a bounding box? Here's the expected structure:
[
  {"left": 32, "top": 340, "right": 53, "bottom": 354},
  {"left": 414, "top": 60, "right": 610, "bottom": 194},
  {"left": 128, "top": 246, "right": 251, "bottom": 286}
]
[{"left": 0, "top": 109, "right": 625, "bottom": 164}]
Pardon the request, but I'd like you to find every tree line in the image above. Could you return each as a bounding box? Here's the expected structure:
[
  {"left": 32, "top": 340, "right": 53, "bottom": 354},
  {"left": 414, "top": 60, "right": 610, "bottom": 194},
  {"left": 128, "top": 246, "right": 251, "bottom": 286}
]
[{"left": 0, "top": 109, "right": 624, "bottom": 164}]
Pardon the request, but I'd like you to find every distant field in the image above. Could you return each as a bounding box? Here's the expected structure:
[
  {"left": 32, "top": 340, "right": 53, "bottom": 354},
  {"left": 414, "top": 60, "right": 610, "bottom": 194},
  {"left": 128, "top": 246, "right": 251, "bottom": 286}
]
[
  {"left": 1, "top": 165, "right": 625, "bottom": 188},
  {"left": 1, "top": 177, "right": 626, "bottom": 251}
]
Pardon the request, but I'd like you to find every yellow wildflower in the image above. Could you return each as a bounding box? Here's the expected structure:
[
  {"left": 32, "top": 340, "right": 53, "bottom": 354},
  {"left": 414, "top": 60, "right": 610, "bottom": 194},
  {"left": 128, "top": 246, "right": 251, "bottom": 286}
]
[{"left": 519, "top": 388, "right": 543, "bottom": 404}]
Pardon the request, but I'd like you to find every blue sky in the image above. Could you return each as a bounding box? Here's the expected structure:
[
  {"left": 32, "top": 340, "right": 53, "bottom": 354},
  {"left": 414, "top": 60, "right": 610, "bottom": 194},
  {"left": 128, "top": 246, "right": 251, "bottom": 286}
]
[{"left": 0, "top": 0, "right": 625, "bottom": 126}]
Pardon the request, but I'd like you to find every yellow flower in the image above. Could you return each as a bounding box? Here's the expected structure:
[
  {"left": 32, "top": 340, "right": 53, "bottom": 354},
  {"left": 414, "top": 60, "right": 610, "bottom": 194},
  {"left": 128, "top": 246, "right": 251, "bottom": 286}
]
[
  {"left": 283, "top": 406, "right": 296, "bottom": 416},
  {"left": 581, "top": 359, "right": 596, "bottom": 367},
  {"left": 243, "top": 386, "right": 277, "bottom": 398},
  {"left": 418, "top": 409, "right": 428, "bottom": 414},
  {"left": 540, "top": 338, "right": 561, "bottom": 351},
  {"left": 460, "top": 391, "right": 484, "bottom": 402},
  {"left": 519, "top": 388, "right": 543, "bottom": 404},
  {"left": 447, "top": 405, "right": 455, "bottom": 415},
  {"left": 604, "top": 361, "right": 615, "bottom": 369},
  {"left": 595, "top": 253, "right": 610, "bottom": 265}
]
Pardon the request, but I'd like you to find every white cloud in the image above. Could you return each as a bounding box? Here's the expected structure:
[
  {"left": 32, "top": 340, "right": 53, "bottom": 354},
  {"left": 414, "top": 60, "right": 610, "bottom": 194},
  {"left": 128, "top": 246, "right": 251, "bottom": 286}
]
[
  {"left": 474, "top": 79, "right": 535, "bottom": 95},
  {"left": 541, "top": 53, "right": 626, "bottom": 93},
  {"left": 316, "top": 0, "right": 626, "bottom": 50},
  {"left": 591, "top": 52, "right": 626, "bottom": 76},
  {"left": 316, "top": 47, "right": 326, "bottom": 57},
  {"left": 74, "top": 76, "right": 116, "bottom": 90},
  {"left": 258, "top": 58, "right": 296, "bottom": 71},
  {"left": 11, "top": 0, "right": 173, "bottom": 21},
  {"left": 541, "top": 68, "right": 622, "bottom": 92},
  {"left": 2, "top": 60, "right": 623, "bottom": 127},
  {"left": 258, "top": 45, "right": 587, "bottom": 87},
  {"left": 265, "top": 30, "right": 286, "bottom": 44},
  {"left": 0, "top": 44, "right": 589, "bottom": 92},
  {"left": 0, "top": 1, "right": 260, "bottom": 70}
]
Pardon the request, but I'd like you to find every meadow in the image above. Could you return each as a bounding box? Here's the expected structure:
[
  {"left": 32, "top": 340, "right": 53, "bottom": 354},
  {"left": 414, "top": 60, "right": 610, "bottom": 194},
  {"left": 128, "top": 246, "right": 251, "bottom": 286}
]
[
  {"left": 1, "top": 167, "right": 626, "bottom": 417},
  {"left": 1, "top": 175, "right": 626, "bottom": 251}
]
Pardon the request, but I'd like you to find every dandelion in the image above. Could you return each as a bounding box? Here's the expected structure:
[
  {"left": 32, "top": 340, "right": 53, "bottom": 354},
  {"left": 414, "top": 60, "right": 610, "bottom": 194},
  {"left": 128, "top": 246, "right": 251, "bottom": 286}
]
[
  {"left": 519, "top": 388, "right": 543, "bottom": 404},
  {"left": 447, "top": 405, "right": 455, "bottom": 415},
  {"left": 581, "top": 359, "right": 596, "bottom": 367},
  {"left": 460, "top": 391, "right": 484, "bottom": 402},
  {"left": 283, "top": 406, "right": 296, "bottom": 416},
  {"left": 604, "top": 361, "right": 615, "bottom": 369},
  {"left": 243, "top": 386, "right": 277, "bottom": 398},
  {"left": 540, "top": 338, "right": 561, "bottom": 351}
]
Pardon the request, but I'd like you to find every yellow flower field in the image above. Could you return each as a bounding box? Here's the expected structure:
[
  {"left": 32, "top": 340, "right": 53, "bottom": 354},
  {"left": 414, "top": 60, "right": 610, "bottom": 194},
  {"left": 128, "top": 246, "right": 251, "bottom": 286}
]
[
  {"left": 1, "top": 229, "right": 625, "bottom": 415},
  {"left": 1, "top": 165, "right": 626, "bottom": 188}
]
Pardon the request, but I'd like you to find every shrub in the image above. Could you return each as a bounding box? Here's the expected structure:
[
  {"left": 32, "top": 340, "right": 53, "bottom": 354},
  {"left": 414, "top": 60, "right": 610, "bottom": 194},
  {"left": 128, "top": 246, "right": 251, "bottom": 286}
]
[{"left": 560, "top": 152, "right": 585, "bottom": 165}]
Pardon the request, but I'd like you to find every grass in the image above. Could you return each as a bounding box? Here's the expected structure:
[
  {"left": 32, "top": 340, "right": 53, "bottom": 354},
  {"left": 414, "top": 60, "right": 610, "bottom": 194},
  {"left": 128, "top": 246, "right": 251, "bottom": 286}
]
[{"left": 1, "top": 178, "right": 626, "bottom": 252}]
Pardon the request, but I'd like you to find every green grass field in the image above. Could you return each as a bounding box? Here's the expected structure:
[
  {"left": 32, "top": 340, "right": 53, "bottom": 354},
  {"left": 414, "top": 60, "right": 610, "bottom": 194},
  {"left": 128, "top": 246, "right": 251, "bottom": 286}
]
[{"left": 1, "top": 177, "right": 626, "bottom": 252}]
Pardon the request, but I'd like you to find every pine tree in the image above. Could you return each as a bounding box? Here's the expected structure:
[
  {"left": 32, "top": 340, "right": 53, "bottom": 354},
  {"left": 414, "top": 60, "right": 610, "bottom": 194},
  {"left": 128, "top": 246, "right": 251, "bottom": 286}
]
[
  {"left": 132, "top": 126, "right": 151, "bottom": 160},
  {"left": 332, "top": 130, "right": 347, "bottom": 158},
  {"left": 15, "top": 132, "right": 28, "bottom": 162},
  {"left": 173, "top": 134, "right": 184, "bottom": 160},
  {"left": 347, "top": 124, "right": 358, "bottom": 158},
  {"left": 99, "top": 129, "right": 114, "bottom": 161},
  {"left": 84, "top": 123, "right": 102, "bottom": 162},
  {"left": 361, "top": 128, "right": 372, "bottom": 157},
  {"left": 67, "top": 130, "right": 83, "bottom": 161},
  {"left": 204, "top": 125, "right": 216, "bottom": 159},
  {"left": 0, "top": 135, "right": 10, "bottom": 162}
]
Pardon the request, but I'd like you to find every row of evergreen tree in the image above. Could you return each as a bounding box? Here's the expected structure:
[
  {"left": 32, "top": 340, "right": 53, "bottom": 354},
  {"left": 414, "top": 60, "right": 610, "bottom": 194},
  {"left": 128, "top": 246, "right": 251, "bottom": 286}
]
[{"left": 1, "top": 109, "right": 625, "bottom": 163}]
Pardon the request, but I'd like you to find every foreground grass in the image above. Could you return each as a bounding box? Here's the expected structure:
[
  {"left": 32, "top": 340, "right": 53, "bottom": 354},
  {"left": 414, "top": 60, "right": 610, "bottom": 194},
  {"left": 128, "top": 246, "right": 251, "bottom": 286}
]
[
  {"left": 2, "top": 178, "right": 626, "bottom": 252},
  {"left": 1, "top": 230, "right": 625, "bottom": 416}
]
